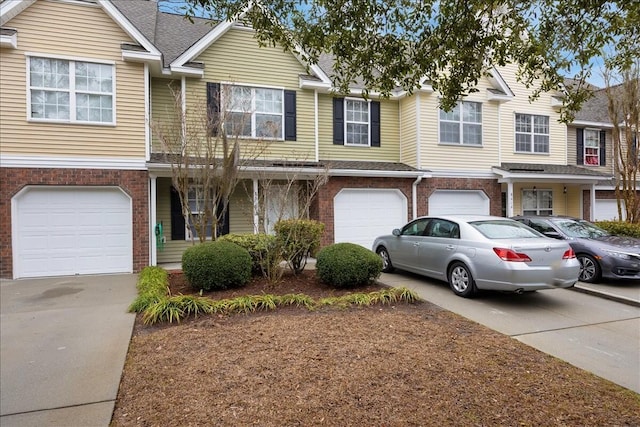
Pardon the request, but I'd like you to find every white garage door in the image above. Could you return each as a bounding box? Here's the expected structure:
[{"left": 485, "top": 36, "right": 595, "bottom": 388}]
[
  {"left": 13, "top": 186, "right": 133, "bottom": 278},
  {"left": 594, "top": 199, "right": 626, "bottom": 221},
  {"left": 334, "top": 189, "right": 407, "bottom": 249},
  {"left": 429, "top": 190, "right": 490, "bottom": 215}
]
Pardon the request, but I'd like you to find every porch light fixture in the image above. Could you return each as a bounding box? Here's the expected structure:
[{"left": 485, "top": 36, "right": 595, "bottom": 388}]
[{"left": 563, "top": 186, "right": 567, "bottom": 194}]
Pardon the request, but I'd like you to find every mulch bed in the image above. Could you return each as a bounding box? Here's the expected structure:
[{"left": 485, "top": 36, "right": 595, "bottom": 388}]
[{"left": 111, "top": 269, "right": 640, "bottom": 426}]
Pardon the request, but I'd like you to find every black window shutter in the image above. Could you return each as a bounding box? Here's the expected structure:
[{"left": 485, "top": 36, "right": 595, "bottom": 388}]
[
  {"left": 170, "top": 186, "right": 185, "bottom": 240},
  {"left": 333, "top": 98, "right": 344, "bottom": 145},
  {"left": 284, "top": 90, "right": 296, "bottom": 141},
  {"left": 206, "top": 82, "right": 220, "bottom": 136},
  {"left": 371, "top": 101, "right": 381, "bottom": 147},
  {"left": 599, "top": 130, "right": 606, "bottom": 166},
  {"left": 576, "top": 128, "right": 584, "bottom": 165}
]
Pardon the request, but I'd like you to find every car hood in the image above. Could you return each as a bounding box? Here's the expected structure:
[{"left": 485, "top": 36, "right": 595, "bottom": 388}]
[{"left": 578, "top": 235, "right": 640, "bottom": 252}]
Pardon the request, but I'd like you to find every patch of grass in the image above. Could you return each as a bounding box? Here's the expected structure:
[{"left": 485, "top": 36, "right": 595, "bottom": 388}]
[{"left": 131, "top": 266, "right": 419, "bottom": 325}]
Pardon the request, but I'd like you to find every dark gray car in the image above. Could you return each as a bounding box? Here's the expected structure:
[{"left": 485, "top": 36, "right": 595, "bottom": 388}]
[{"left": 512, "top": 216, "right": 640, "bottom": 283}]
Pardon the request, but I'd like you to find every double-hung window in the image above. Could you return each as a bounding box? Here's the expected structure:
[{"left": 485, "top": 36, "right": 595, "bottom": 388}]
[
  {"left": 345, "top": 99, "right": 370, "bottom": 146},
  {"left": 515, "top": 114, "right": 549, "bottom": 153},
  {"left": 439, "top": 101, "right": 482, "bottom": 145},
  {"left": 522, "top": 189, "right": 553, "bottom": 215},
  {"left": 583, "top": 129, "right": 600, "bottom": 165},
  {"left": 28, "top": 56, "right": 114, "bottom": 124},
  {"left": 226, "top": 85, "right": 283, "bottom": 139}
]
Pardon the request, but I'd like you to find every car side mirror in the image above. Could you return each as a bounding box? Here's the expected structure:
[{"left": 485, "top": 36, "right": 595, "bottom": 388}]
[
  {"left": 392, "top": 229, "right": 401, "bottom": 236},
  {"left": 543, "top": 231, "right": 563, "bottom": 240}
]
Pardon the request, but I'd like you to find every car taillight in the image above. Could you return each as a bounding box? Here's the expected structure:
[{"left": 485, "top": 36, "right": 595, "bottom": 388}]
[
  {"left": 493, "top": 248, "right": 532, "bottom": 262},
  {"left": 563, "top": 248, "right": 576, "bottom": 259}
]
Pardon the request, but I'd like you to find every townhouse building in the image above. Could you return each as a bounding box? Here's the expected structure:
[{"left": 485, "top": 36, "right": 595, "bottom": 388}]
[{"left": 0, "top": 0, "right": 615, "bottom": 279}]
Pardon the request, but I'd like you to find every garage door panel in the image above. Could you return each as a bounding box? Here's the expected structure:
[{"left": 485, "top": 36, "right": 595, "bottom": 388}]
[
  {"left": 334, "top": 189, "right": 407, "bottom": 249},
  {"left": 14, "top": 187, "right": 133, "bottom": 278},
  {"left": 429, "top": 190, "right": 489, "bottom": 216}
]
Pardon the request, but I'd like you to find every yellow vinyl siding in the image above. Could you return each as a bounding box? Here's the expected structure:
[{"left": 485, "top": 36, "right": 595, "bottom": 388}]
[
  {"left": 508, "top": 183, "right": 578, "bottom": 216},
  {"left": 317, "top": 95, "right": 401, "bottom": 161},
  {"left": 150, "top": 78, "right": 181, "bottom": 152},
  {"left": 416, "top": 85, "right": 500, "bottom": 171},
  {"left": 496, "top": 63, "right": 566, "bottom": 165},
  {"left": 0, "top": 0, "right": 146, "bottom": 159},
  {"left": 399, "top": 95, "right": 418, "bottom": 167},
  {"left": 183, "top": 27, "right": 316, "bottom": 161}
]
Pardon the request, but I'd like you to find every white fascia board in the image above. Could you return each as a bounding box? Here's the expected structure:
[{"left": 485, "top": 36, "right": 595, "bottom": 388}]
[
  {"left": 571, "top": 120, "right": 614, "bottom": 129},
  {"left": 1, "top": 155, "right": 147, "bottom": 170},
  {"left": 0, "top": 31, "right": 17, "bottom": 48},
  {"left": 0, "top": 0, "right": 35, "bottom": 26},
  {"left": 98, "top": 0, "right": 161, "bottom": 57},
  {"left": 168, "top": 65, "right": 205, "bottom": 77},
  {"left": 299, "top": 78, "right": 331, "bottom": 91},
  {"left": 488, "top": 67, "right": 515, "bottom": 97},
  {"left": 487, "top": 89, "right": 513, "bottom": 102},
  {"left": 121, "top": 50, "right": 162, "bottom": 64},
  {"left": 491, "top": 168, "right": 611, "bottom": 184},
  {"left": 172, "top": 19, "right": 238, "bottom": 67}
]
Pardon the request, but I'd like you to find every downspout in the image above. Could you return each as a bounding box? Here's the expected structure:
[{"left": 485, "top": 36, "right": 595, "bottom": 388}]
[
  {"left": 416, "top": 93, "right": 421, "bottom": 167},
  {"left": 412, "top": 175, "right": 423, "bottom": 220},
  {"left": 314, "top": 90, "right": 319, "bottom": 162},
  {"left": 145, "top": 64, "right": 150, "bottom": 161},
  {"left": 253, "top": 178, "right": 259, "bottom": 233}
]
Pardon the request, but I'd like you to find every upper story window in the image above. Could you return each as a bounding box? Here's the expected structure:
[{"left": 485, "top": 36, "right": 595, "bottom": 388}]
[
  {"left": 515, "top": 114, "right": 549, "bottom": 153},
  {"left": 28, "top": 56, "right": 114, "bottom": 124},
  {"left": 439, "top": 101, "right": 482, "bottom": 145},
  {"left": 584, "top": 129, "right": 601, "bottom": 166},
  {"left": 345, "top": 99, "right": 370, "bottom": 145},
  {"left": 225, "top": 85, "right": 283, "bottom": 139}
]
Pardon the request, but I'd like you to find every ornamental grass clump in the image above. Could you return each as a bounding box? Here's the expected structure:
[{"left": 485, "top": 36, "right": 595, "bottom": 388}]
[
  {"left": 182, "top": 240, "right": 252, "bottom": 291},
  {"left": 316, "top": 242, "right": 383, "bottom": 288}
]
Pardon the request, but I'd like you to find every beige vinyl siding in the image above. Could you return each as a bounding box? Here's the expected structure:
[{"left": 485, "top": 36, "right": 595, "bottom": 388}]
[
  {"left": 496, "top": 63, "right": 566, "bottom": 165},
  {"left": 184, "top": 27, "right": 316, "bottom": 161},
  {"left": 416, "top": 83, "right": 500, "bottom": 171},
  {"left": 399, "top": 95, "right": 418, "bottom": 167},
  {"left": 0, "top": 0, "right": 146, "bottom": 159},
  {"left": 156, "top": 178, "right": 256, "bottom": 264},
  {"left": 150, "top": 79, "right": 180, "bottom": 152},
  {"left": 317, "top": 94, "right": 401, "bottom": 161}
]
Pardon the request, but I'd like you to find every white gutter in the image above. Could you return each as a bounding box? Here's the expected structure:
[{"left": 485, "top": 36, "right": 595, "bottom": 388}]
[{"left": 412, "top": 175, "right": 424, "bottom": 219}]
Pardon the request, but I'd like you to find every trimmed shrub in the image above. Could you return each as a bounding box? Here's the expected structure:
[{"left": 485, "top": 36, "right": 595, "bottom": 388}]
[
  {"left": 275, "top": 219, "right": 325, "bottom": 274},
  {"left": 316, "top": 242, "right": 383, "bottom": 288},
  {"left": 182, "top": 241, "right": 252, "bottom": 291},
  {"left": 595, "top": 220, "right": 640, "bottom": 238},
  {"left": 219, "top": 233, "right": 282, "bottom": 276}
]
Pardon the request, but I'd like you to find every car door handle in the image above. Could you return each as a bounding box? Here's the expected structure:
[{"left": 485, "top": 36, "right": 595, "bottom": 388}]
[{"left": 446, "top": 245, "right": 455, "bottom": 250}]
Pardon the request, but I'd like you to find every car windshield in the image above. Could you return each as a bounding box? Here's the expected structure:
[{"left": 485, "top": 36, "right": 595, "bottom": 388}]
[
  {"left": 551, "top": 218, "right": 610, "bottom": 238},
  {"left": 470, "top": 220, "right": 543, "bottom": 239}
]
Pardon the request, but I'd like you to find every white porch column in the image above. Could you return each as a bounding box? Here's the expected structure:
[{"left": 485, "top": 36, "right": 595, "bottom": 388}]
[
  {"left": 149, "top": 175, "right": 157, "bottom": 266},
  {"left": 253, "top": 178, "right": 260, "bottom": 233},
  {"left": 507, "top": 181, "right": 514, "bottom": 217},
  {"left": 590, "top": 183, "right": 596, "bottom": 220}
]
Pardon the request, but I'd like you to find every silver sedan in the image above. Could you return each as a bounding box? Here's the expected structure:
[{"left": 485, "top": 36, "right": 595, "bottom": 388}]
[{"left": 372, "top": 215, "right": 581, "bottom": 297}]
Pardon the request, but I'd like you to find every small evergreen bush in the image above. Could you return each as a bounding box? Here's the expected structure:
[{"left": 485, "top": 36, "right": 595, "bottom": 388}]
[
  {"left": 182, "top": 241, "right": 251, "bottom": 291},
  {"left": 275, "top": 219, "right": 325, "bottom": 274},
  {"left": 595, "top": 220, "right": 640, "bottom": 238},
  {"left": 219, "top": 233, "right": 281, "bottom": 276},
  {"left": 316, "top": 242, "right": 382, "bottom": 288}
]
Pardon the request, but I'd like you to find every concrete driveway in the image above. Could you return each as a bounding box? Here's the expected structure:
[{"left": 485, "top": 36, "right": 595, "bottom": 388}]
[{"left": 0, "top": 274, "right": 137, "bottom": 427}]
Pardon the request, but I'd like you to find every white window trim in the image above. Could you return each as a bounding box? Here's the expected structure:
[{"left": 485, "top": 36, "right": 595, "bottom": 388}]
[
  {"left": 438, "top": 101, "right": 483, "bottom": 146},
  {"left": 344, "top": 97, "right": 371, "bottom": 147},
  {"left": 25, "top": 53, "right": 116, "bottom": 126},
  {"left": 583, "top": 128, "right": 601, "bottom": 167},
  {"left": 221, "top": 83, "right": 285, "bottom": 141},
  {"left": 514, "top": 113, "right": 549, "bottom": 154}
]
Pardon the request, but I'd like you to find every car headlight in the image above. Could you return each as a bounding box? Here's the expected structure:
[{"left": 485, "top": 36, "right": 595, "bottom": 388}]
[{"left": 603, "top": 250, "right": 632, "bottom": 260}]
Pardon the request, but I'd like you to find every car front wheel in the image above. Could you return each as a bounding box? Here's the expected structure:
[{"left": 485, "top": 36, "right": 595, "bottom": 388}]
[
  {"left": 377, "top": 247, "right": 395, "bottom": 273},
  {"left": 578, "top": 254, "right": 601, "bottom": 283},
  {"left": 448, "top": 262, "right": 476, "bottom": 298}
]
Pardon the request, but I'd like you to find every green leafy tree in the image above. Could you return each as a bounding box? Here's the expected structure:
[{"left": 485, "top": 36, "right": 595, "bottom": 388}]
[{"left": 177, "top": 0, "right": 639, "bottom": 117}]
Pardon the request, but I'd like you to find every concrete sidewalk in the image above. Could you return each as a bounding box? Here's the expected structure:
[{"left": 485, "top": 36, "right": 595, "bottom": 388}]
[
  {"left": 0, "top": 274, "right": 137, "bottom": 427},
  {"left": 573, "top": 280, "right": 640, "bottom": 307}
]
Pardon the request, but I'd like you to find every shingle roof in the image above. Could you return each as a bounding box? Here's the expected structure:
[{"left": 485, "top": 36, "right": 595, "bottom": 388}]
[{"left": 496, "top": 163, "right": 611, "bottom": 177}]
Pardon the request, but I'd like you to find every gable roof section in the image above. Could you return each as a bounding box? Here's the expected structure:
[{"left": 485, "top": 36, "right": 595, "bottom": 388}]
[{"left": 492, "top": 163, "right": 612, "bottom": 184}]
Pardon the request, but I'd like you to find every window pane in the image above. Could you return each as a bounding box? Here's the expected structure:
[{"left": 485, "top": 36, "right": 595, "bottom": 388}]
[
  {"left": 346, "top": 123, "right": 369, "bottom": 145},
  {"left": 534, "top": 135, "right": 549, "bottom": 153},
  {"left": 462, "top": 102, "right": 481, "bottom": 123},
  {"left": 515, "top": 133, "right": 531, "bottom": 152},
  {"left": 515, "top": 114, "right": 531, "bottom": 133},
  {"left": 533, "top": 115, "right": 549, "bottom": 134},
  {"left": 229, "top": 86, "right": 252, "bottom": 111},
  {"left": 256, "top": 113, "right": 282, "bottom": 138},
  {"left": 227, "top": 111, "right": 251, "bottom": 136},
  {"left": 440, "top": 122, "right": 460, "bottom": 143},
  {"left": 346, "top": 100, "right": 368, "bottom": 122},
  {"left": 255, "top": 88, "right": 282, "bottom": 113},
  {"left": 463, "top": 123, "right": 482, "bottom": 145},
  {"left": 439, "top": 104, "right": 460, "bottom": 121}
]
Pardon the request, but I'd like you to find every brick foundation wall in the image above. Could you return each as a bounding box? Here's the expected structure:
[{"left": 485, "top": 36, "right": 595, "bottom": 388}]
[{"left": 0, "top": 168, "right": 149, "bottom": 278}]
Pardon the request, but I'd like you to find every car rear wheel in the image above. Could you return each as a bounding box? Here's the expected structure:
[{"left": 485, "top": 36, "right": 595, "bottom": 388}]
[
  {"left": 448, "top": 262, "right": 476, "bottom": 298},
  {"left": 377, "top": 247, "right": 395, "bottom": 273},
  {"left": 578, "top": 254, "right": 601, "bottom": 283}
]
